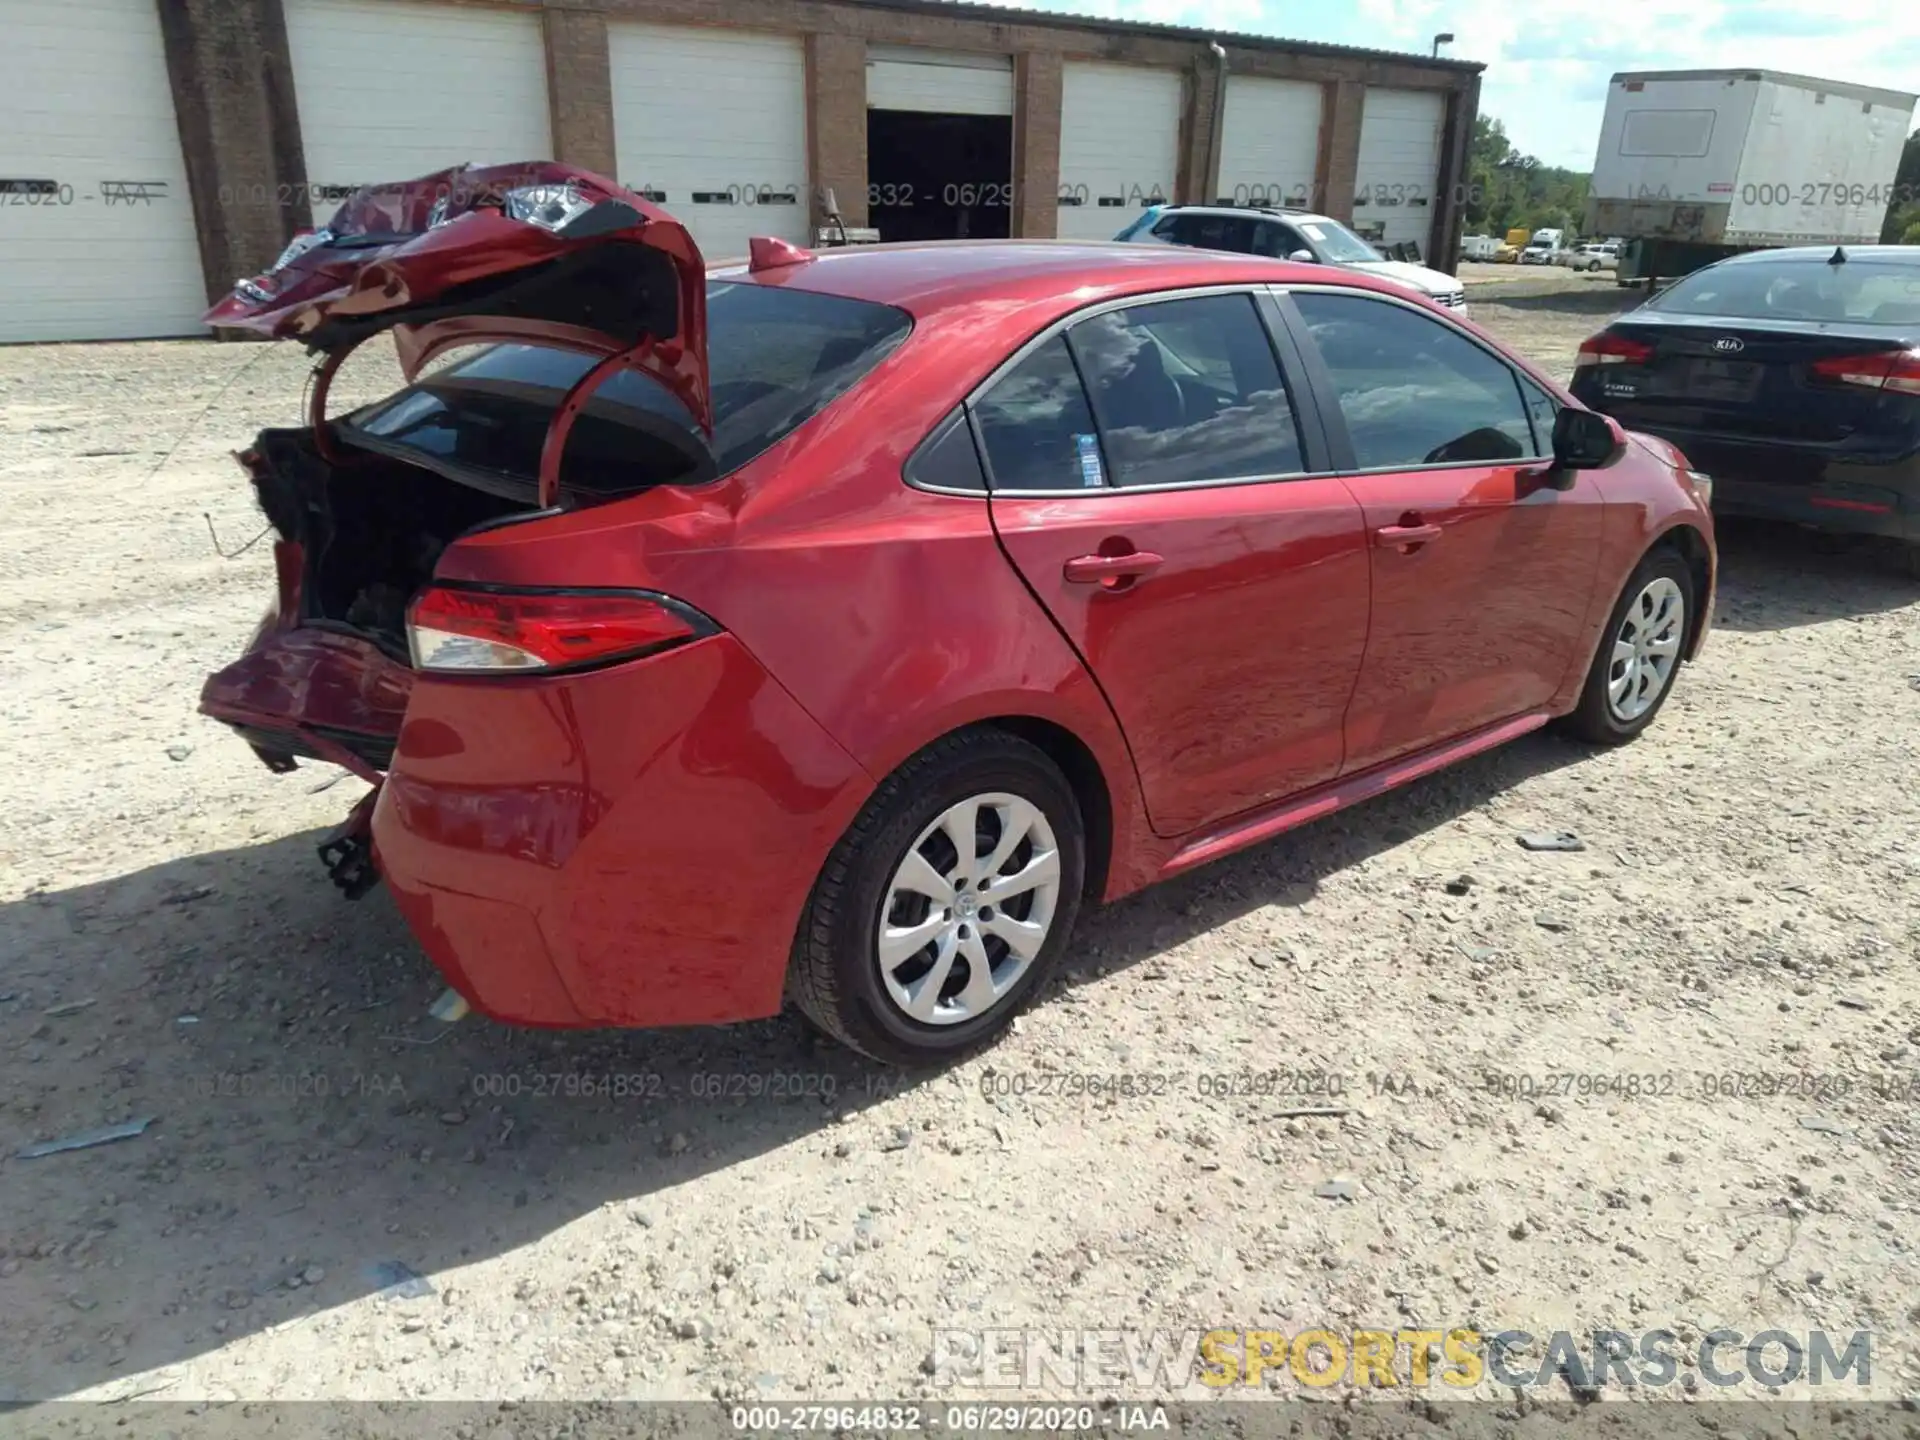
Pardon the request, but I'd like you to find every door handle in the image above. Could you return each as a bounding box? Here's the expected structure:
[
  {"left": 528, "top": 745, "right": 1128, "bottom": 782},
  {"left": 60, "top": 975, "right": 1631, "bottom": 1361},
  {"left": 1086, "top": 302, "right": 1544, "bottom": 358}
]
[
  {"left": 1374, "top": 522, "right": 1442, "bottom": 550},
  {"left": 1063, "top": 550, "right": 1164, "bottom": 584}
]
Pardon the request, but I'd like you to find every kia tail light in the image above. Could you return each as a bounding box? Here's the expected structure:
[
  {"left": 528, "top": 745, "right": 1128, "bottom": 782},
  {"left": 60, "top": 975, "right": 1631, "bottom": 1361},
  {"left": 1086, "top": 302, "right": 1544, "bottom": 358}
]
[
  {"left": 407, "top": 585, "right": 717, "bottom": 674},
  {"left": 1574, "top": 333, "right": 1653, "bottom": 368},
  {"left": 1808, "top": 349, "right": 1920, "bottom": 397}
]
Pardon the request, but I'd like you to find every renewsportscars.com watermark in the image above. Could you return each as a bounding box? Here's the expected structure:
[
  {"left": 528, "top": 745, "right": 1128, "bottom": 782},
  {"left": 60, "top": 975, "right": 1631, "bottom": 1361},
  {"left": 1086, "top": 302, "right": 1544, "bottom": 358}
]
[{"left": 930, "top": 1327, "right": 1873, "bottom": 1393}]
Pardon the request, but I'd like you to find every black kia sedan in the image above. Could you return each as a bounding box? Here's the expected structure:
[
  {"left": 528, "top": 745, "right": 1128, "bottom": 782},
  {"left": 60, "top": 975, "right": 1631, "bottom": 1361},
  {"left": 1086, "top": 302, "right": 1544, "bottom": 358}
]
[{"left": 1570, "top": 245, "right": 1920, "bottom": 554}]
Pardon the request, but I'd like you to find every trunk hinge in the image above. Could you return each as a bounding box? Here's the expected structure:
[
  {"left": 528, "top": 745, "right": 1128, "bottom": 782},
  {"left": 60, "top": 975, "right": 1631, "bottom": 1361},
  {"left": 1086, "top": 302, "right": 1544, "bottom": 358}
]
[
  {"left": 536, "top": 339, "right": 659, "bottom": 509},
  {"left": 307, "top": 333, "right": 377, "bottom": 465}
]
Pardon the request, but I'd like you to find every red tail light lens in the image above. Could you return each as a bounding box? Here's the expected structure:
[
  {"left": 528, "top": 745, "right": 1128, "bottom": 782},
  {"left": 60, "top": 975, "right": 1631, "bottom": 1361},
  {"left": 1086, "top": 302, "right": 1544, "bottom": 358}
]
[
  {"left": 1809, "top": 349, "right": 1920, "bottom": 396},
  {"left": 406, "top": 586, "right": 717, "bottom": 674},
  {"left": 1575, "top": 333, "right": 1653, "bottom": 368}
]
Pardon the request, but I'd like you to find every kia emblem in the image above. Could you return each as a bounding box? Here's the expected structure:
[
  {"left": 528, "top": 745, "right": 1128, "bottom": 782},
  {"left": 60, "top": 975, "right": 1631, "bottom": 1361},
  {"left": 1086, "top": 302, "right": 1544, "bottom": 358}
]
[{"left": 1713, "top": 336, "right": 1745, "bottom": 354}]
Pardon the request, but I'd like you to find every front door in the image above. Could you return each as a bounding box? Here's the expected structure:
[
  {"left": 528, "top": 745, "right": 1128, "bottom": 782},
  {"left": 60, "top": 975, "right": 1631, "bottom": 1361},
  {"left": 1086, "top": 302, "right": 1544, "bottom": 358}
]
[
  {"left": 977, "top": 290, "right": 1371, "bottom": 838},
  {"left": 1281, "top": 289, "right": 1604, "bottom": 773}
]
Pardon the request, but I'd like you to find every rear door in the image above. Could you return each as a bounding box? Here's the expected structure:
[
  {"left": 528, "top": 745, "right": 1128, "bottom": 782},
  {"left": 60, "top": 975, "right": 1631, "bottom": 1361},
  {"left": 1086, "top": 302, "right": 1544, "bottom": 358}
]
[
  {"left": 1279, "top": 288, "right": 1604, "bottom": 774},
  {"left": 980, "top": 289, "right": 1370, "bottom": 839}
]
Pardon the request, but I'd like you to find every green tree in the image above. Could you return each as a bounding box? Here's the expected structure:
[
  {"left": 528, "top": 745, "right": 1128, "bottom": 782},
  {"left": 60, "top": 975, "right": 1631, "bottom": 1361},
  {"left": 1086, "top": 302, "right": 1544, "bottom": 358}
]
[
  {"left": 1462, "top": 113, "right": 1592, "bottom": 239},
  {"left": 1883, "top": 129, "right": 1920, "bottom": 243}
]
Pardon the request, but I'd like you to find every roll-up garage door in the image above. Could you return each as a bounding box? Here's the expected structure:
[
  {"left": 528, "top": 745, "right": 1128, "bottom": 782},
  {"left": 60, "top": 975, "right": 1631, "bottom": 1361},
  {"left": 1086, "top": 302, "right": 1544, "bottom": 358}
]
[
  {"left": 866, "top": 48, "right": 1013, "bottom": 242},
  {"left": 0, "top": 0, "right": 206, "bottom": 342},
  {"left": 1355, "top": 87, "right": 1445, "bottom": 256},
  {"left": 1057, "top": 63, "right": 1181, "bottom": 241},
  {"left": 285, "top": 0, "right": 550, "bottom": 217},
  {"left": 866, "top": 47, "right": 1013, "bottom": 116},
  {"left": 610, "top": 25, "right": 809, "bottom": 264},
  {"left": 1216, "top": 76, "right": 1323, "bottom": 210}
]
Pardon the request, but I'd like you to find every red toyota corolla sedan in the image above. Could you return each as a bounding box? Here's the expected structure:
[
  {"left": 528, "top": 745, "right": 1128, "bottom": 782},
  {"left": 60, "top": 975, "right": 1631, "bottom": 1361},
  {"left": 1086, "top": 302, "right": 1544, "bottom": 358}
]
[{"left": 200, "top": 163, "right": 1716, "bottom": 1066}]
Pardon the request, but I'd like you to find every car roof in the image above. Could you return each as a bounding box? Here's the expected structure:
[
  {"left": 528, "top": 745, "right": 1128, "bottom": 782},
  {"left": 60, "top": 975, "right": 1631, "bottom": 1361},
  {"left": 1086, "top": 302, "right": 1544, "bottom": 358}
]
[
  {"left": 1716, "top": 245, "right": 1920, "bottom": 266},
  {"left": 713, "top": 238, "right": 1386, "bottom": 318},
  {"left": 1145, "top": 204, "right": 1338, "bottom": 225}
]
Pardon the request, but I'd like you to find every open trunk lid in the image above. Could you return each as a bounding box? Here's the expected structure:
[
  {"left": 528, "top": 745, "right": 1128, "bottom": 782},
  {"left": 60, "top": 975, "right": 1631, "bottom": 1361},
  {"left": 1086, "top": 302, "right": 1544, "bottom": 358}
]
[
  {"left": 207, "top": 161, "right": 712, "bottom": 439},
  {"left": 199, "top": 164, "right": 714, "bottom": 811}
]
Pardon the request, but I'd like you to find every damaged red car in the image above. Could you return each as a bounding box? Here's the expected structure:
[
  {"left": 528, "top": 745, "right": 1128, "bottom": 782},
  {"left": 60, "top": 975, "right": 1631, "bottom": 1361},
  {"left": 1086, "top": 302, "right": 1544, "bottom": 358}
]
[{"left": 202, "top": 162, "right": 1716, "bottom": 1066}]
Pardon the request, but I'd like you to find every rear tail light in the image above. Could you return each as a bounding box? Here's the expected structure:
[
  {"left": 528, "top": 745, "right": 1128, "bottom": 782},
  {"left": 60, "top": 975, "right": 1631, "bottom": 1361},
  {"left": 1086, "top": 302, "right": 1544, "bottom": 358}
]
[
  {"left": 406, "top": 585, "right": 717, "bottom": 674},
  {"left": 1575, "top": 333, "right": 1653, "bottom": 368},
  {"left": 1809, "top": 349, "right": 1920, "bottom": 396}
]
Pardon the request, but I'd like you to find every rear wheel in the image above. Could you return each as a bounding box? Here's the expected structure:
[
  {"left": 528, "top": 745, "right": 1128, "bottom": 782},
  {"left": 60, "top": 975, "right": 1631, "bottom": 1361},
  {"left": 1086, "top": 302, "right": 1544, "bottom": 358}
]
[
  {"left": 1561, "top": 549, "right": 1694, "bottom": 745},
  {"left": 788, "top": 729, "right": 1085, "bottom": 1067}
]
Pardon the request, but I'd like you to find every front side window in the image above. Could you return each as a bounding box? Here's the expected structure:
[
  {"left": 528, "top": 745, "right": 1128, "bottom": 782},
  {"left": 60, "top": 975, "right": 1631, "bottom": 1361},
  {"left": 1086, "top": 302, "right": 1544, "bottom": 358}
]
[
  {"left": 1517, "top": 375, "right": 1561, "bottom": 454},
  {"left": 1253, "top": 222, "right": 1309, "bottom": 259},
  {"left": 1067, "top": 294, "right": 1305, "bottom": 487},
  {"left": 1154, "top": 212, "right": 1256, "bottom": 254},
  {"left": 1291, "top": 291, "right": 1538, "bottom": 469},
  {"left": 973, "top": 335, "right": 1106, "bottom": 492}
]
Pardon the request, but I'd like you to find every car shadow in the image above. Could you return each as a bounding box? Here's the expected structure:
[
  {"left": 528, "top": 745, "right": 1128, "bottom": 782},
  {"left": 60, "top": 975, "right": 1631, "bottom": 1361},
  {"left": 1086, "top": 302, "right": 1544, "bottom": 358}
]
[
  {"left": 0, "top": 725, "right": 1588, "bottom": 1401},
  {"left": 1709, "top": 515, "right": 1918, "bottom": 632}
]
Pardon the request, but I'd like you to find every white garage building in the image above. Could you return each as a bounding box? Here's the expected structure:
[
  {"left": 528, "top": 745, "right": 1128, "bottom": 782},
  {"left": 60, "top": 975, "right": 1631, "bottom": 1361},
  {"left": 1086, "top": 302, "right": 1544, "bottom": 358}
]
[{"left": 0, "top": 0, "right": 1479, "bottom": 342}]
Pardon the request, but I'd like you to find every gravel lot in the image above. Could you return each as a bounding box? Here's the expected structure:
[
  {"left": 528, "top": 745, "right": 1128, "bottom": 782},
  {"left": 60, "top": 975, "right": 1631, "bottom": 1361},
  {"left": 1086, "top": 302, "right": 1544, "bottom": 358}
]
[{"left": 2, "top": 276, "right": 1917, "bottom": 1413}]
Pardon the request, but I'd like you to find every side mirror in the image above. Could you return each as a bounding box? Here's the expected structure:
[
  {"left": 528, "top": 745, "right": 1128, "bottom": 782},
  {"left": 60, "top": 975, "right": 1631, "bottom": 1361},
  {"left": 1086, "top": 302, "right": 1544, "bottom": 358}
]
[
  {"left": 1287, "top": 249, "right": 1317, "bottom": 264},
  {"left": 1551, "top": 407, "right": 1627, "bottom": 470}
]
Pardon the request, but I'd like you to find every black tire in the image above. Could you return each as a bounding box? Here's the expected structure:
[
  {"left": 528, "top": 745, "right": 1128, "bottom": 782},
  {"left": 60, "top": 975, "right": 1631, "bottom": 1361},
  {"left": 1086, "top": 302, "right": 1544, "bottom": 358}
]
[
  {"left": 788, "top": 728, "right": 1086, "bottom": 1067},
  {"left": 1560, "top": 548, "right": 1694, "bottom": 745}
]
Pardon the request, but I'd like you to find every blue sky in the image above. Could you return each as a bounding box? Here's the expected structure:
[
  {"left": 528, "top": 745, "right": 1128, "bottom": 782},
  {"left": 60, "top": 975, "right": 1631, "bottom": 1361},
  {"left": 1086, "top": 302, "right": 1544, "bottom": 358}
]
[{"left": 1009, "top": 0, "right": 1920, "bottom": 169}]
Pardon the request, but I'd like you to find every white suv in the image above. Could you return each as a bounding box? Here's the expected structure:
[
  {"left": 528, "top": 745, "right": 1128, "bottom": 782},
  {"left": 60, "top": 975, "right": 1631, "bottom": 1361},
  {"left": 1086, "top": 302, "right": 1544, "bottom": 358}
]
[{"left": 1114, "top": 204, "right": 1469, "bottom": 314}]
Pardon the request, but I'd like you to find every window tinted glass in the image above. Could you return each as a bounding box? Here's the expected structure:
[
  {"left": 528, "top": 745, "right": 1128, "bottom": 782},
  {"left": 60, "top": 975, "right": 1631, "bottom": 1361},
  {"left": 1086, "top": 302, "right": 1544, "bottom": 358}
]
[
  {"left": 1251, "top": 223, "right": 1296, "bottom": 258},
  {"left": 1292, "top": 292, "right": 1535, "bottom": 468},
  {"left": 341, "top": 281, "right": 912, "bottom": 496},
  {"left": 974, "top": 336, "right": 1106, "bottom": 491},
  {"left": 1517, "top": 375, "right": 1559, "bottom": 453},
  {"left": 1068, "top": 294, "right": 1305, "bottom": 487},
  {"left": 1155, "top": 212, "right": 1256, "bottom": 253},
  {"left": 1649, "top": 257, "right": 1920, "bottom": 324},
  {"left": 907, "top": 408, "right": 987, "bottom": 492}
]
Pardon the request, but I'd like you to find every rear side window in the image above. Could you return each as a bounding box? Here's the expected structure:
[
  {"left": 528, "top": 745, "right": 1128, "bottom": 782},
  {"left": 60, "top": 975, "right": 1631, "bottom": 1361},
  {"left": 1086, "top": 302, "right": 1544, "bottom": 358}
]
[
  {"left": 973, "top": 336, "right": 1105, "bottom": 491},
  {"left": 1067, "top": 294, "right": 1305, "bottom": 487},
  {"left": 339, "top": 281, "right": 912, "bottom": 498},
  {"left": 1291, "top": 292, "right": 1537, "bottom": 468},
  {"left": 906, "top": 408, "right": 987, "bottom": 492}
]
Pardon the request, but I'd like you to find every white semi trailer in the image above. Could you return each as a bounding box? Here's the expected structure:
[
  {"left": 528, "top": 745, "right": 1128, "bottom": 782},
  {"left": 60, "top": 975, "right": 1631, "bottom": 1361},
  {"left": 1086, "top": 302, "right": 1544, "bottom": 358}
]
[{"left": 1585, "top": 69, "right": 1916, "bottom": 287}]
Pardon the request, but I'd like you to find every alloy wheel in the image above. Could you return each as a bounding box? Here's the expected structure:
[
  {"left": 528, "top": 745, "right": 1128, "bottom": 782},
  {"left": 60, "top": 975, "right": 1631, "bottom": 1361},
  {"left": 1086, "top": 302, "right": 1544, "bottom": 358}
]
[
  {"left": 876, "top": 793, "right": 1061, "bottom": 1026},
  {"left": 1607, "top": 576, "right": 1685, "bottom": 722}
]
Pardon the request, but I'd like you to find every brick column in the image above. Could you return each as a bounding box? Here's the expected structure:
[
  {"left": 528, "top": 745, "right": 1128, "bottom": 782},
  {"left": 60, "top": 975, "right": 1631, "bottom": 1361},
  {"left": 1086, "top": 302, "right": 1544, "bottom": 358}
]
[
  {"left": 544, "top": 9, "right": 618, "bottom": 175},
  {"left": 807, "top": 33, "right": 867, "bottom": 232},
  {"left": 1179, "top": 51, "right": 1225, "bottom": 205},
  {"left": 1012, "top": 52, "right": 1062, "bottom": 238},
  {"left": 1317, "top": 80, "right": 1365, "bottom": 222},
  {"left": 156, "top": 0, "right": 310, "bottom": 305},
  {"left": 1426, "top": 75, "right": 1479, "bottom": 274}
]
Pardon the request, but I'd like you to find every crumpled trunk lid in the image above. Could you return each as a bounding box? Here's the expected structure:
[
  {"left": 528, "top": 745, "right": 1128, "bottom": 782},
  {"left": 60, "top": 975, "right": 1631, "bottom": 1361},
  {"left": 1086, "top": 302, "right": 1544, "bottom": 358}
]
[{"left": 206, "top": 161, "right": 712, "bottom": 437}]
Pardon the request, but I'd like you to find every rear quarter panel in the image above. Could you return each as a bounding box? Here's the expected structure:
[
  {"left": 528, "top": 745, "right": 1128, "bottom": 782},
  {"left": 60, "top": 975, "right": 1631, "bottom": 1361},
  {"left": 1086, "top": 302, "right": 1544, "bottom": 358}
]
[{"left": 435, "top": 314, "right": 1160, "bottom": 900}]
